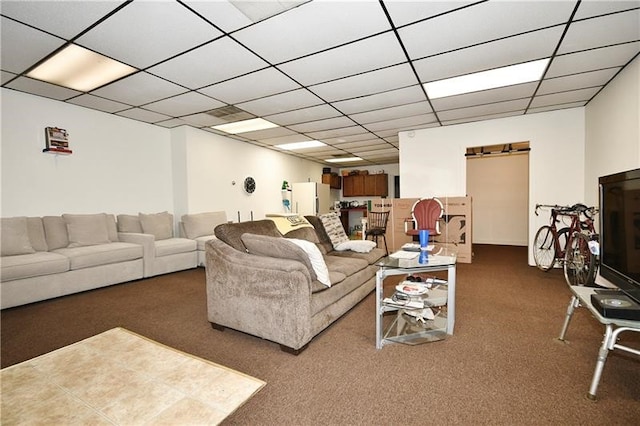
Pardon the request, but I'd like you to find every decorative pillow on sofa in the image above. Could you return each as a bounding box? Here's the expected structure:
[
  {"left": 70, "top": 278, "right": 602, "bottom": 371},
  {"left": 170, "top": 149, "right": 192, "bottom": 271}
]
[
  {"left": 117, "top": 214, "right": 143, "bottom": 233},
  {"left": 182, "top": 211, "right": 227, "bottom": 239},
  {"left": 139, "top": 211, "right": 173, "bottom": 240},
  {"left": 318, "top": 212, "right": 349, "bottom": 249},
  {"left": 241, "top": 233, "right": 331, "bottom": 287},
  {"left": 63, "top": 213, "right": 111, "bottom": 248},
  {"left": 334, "top": 240, "right": 377, "bottom": 253},
  {"left": 1, "top": 217, "right": 36, "bottom": 256}
]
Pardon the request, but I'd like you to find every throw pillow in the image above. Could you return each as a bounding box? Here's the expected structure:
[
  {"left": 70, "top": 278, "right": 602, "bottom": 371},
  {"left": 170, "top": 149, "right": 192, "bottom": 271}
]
[
  {"left": 117, "top": 214, "right": 143, "bottom": 233},
  {"left": 334, "top": 240, "right": 377, "bottom": 253},
  {"left": 318, "top": 212, "right": 349, "bottom": 249},
  {"left": 1, "top": 217, "right": 36, "bottom": 256},
  {"left": 26, "top": 217, "right": 48, "bottom": 252},
  {"left": 182, "top": 211, "right": 227, "bottom": 239},
  {"left": 287, "top": 238, "right": 331, "bottom": 287},
  {"left": 139, "top": 212, "right": 173, "bottom": 240},
  {"left": 63, "top": 213, "right": 111, "bottom": 248},
  {"left": 241, "top": 233, "right": 331, "bottom": 286}
]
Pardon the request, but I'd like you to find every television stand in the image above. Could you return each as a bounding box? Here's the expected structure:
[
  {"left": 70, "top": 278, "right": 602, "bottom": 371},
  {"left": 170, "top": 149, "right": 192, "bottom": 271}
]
[{"left": 558, "top": 285, "right": 640, "bottom": 400}]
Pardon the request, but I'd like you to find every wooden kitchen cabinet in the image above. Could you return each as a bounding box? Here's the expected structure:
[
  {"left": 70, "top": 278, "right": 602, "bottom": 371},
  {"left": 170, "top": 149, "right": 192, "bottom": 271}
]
[
  {"left": 322, "top": 173, "right": 342, "bottom": 189},
  {"left": 342, "top": 174, "right": 388, "bottom": 197}
]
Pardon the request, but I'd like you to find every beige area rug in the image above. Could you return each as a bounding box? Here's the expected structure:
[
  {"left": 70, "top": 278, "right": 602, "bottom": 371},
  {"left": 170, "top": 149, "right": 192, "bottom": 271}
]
[{"left": 1, "top": 327, "right": 265, "bottom": 424}]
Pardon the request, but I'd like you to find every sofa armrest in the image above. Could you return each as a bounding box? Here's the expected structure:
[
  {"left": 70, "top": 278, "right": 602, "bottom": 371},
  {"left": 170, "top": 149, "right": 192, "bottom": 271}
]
[
  {"left": 118, "top": 232, "right": 155, "bottom": 277},
  {"left": 205, "top": 239, "right": 314, "bottom": 349}
]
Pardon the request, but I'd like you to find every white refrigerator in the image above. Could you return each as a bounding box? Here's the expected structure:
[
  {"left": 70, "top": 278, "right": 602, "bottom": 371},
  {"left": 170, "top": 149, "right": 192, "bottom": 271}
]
[{"left": 291, "top": 182, "right": 330, "bottom": 216}]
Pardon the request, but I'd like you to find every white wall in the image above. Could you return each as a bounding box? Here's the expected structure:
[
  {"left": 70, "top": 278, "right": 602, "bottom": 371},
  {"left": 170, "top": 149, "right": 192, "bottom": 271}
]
[
  {"left": 400, "top": 108, "right": 586, "bottom": 264},
  {"left": 585, "top": 55, "right": 640, "bottom": 207},
  {"left": 1, "top": 89, "right": 173, "bottom": 217},
  {"left": 172, "top": 126, "right": 325, "bottom": 222}
]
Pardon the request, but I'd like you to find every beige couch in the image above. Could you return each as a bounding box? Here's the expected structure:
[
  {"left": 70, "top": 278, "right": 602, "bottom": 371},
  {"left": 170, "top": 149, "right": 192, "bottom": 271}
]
[
  {"left": 1, "top": 214, "right": 144, "bottom": 309},
  {"left": 179, "top": 211, "right": 228, "bottom": 267},
  {"left": 117, "top": 212, "right": 197, "bottom": 277},
  {"left": 205, "top": 215, "right": 385, "bottom": 354}
]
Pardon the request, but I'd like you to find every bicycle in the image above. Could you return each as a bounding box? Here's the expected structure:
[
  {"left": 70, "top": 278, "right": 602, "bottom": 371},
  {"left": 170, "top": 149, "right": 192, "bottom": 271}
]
[
  {"left": 532, "top": 203, "right": 599, "bottom": 286},
  {"left": 563, "top": 205, "right": 599, "bottom": 287}
]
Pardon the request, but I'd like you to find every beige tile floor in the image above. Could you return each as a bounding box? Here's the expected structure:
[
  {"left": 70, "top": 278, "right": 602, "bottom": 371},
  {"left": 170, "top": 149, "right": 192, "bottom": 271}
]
[{"left": 1, "top": 327, "right": 265, "bottom": 425}]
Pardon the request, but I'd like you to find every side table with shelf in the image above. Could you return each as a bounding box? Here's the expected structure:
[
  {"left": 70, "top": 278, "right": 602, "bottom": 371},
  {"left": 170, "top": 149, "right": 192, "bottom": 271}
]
[{"left": 376, "top": 247, "right": 457, "bottom": 349}]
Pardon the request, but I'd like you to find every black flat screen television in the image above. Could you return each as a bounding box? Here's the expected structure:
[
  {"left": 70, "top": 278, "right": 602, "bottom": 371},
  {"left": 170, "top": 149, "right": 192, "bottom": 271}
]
[{"left": 598, "top": 167, "right": 640, "bottom": 304}]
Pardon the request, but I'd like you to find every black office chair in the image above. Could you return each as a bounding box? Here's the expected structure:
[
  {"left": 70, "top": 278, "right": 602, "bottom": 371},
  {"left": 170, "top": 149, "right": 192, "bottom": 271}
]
[{"left": 365, "top": 211, "right": 390, "bottom": 255}]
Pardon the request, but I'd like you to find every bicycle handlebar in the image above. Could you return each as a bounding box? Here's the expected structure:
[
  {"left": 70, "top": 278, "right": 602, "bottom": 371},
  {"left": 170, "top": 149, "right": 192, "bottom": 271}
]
[{"left": 534, "top": 203, "right": 598, "bottom": 218}]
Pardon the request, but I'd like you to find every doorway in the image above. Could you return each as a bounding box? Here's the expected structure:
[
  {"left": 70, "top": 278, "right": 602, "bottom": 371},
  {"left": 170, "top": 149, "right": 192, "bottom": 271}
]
[{"left": 466, "top": 142, "right": 529, "bottom": 246}]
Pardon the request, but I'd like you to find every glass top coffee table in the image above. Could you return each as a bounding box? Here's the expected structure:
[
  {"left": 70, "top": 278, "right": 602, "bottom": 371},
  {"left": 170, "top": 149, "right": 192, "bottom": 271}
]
[{"left": 376, "top": 245, "right": 457, "bottom": 349}]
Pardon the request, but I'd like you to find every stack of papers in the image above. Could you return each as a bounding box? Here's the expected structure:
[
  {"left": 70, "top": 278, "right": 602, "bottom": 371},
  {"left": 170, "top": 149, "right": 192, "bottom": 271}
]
[
  {"left": 390, "top": 250, "right": 419, "bottom": 259},
  {"left": 383, "top": 298, "right": 424, "bottom": 309}
]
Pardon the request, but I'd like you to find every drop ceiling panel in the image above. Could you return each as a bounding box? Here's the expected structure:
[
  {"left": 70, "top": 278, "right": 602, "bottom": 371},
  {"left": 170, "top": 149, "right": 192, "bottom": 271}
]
[
  {"left": 546, "top": 42, "right": 640, "bottom": 78},
  {"left": 431, "top": 82, "right": 538, "bottom": 111},
  {"left": 4, "top": 77, "right": 80, "bottom": 100},
  {"left": 574, "top": 1, "right": 639, "bottom": 20},
  {"left": 288, "top": 116, "right": 354, "bottom": 133},
  {"left": 538, "top": 68, "right": 620, "bottom": 95},
  {"left": 363, "top": 114, "right": 437, "bottom": 132},
  {"left": 310, "top": 64, "right": 418, "bottom": 102},
  {"left": 399, "top": 1, "right": 576, "bottom": 59},
  {"left": 333, "top": 140, "right": 387, "bottom": 150},
  {"left": 91, "top": 72, "right": 187, "bottom": 106},
  {"left": 385, "top": 1, "right": 475, "bottom": 27},
  {"left": 237, "top": 89, "right": 323, "bottom": 116},
  {"left": 182, "top": 0, "right": 253, "bottom": 33},
  {"left": 148, "top": 37, "right": 269, "bottom": 89},
  {"left": 1, "top": 71, "right": 16, "bottom": 85},
  {"left": 235, "top": 126, "right": 298, "bottom": 140},
  {"left": 0, "top": 0, "right": 125, "bottom": 39},
  {"left": 265, "top": 104, "right": 341, "bottom": 126},
  {"left": 67, "top": 94, "right": 130, "bottom": 113},
  {"left": 278, "top": 32, "right": 406, "bottom": 86},
  {"left": 307, "top": 126, "right": 370, "bottom": 140},
  {"left": 413, "top": 26, "right": 563, "bottom": 83},
  {"left": 76, "top": 1, "right": 223, "bottom": 69},
  {"left": 332, "top": 85, "right": 427, "bottom": 115},
  {"left": 558, "top": 9, "right": 640, "bottom": 55},
  {"left": 144, "top": 92, "right": 225, "bottom": 117},
  {"left": 438, "top": 99, "right": 529, "bottom": 122},
  {"left": 529, "top": 87, "right": 601, "bottom": 109},
  {"left": 442, "top": 110, "right": 523, "bottom": 126},
  {"left": 258, "top": 134, "right": 314, "bottom": 146},
  {"left": 350, "top": 102, "right": 432, "bottom": 125},
  {"left": 324, "top": 133, "right": 377, "bottom": 145},
  {"left": 0, "top": 17, "right": 66, "bottom": 74},
  {"left": 198, "top": 68, "right": 300, "bottom": 105},
  {"left": 116, "top": 108, "right": 172, "bottom": 123},
  {"left": 232, "top": 1, "right": 391, "bottom": 63}
]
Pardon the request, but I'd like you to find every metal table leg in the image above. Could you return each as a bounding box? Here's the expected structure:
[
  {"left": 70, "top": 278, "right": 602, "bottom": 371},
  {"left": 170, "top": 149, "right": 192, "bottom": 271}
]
[
  {"left": 587, "top": 324, "right": 613, "bottom": 400},
  {"left": 559, "top": 296, "right": 579, "bottom": 341}
]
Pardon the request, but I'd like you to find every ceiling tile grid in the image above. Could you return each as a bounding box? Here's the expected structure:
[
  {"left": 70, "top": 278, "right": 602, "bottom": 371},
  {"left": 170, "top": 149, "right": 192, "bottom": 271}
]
[{"left": 1, "top": 0, "right": 638, "bottom": 166}]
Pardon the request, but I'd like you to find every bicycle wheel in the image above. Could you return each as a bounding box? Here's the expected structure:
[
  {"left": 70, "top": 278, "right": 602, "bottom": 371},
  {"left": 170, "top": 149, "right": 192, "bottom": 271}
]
[
  {"left": 564, "top": 232, "right": 596, "bottom": 286},
  {"left": 533, "top": 225, "right": 556, "bottom": 271},
  {"left": 556, "top": 227, "right": 570, "bottom": 259}
]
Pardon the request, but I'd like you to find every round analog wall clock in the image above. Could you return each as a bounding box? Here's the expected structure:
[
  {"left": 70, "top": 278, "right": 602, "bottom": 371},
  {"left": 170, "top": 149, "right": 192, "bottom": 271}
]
[{"left": 243, "top": 176, "right": 256, "bottom": 194}]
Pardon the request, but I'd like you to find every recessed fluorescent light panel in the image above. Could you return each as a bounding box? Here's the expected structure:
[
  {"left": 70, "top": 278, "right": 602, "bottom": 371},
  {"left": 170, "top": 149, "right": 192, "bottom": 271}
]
[
  {"left": 27, "top": 44, "right": 137, "bottom": 92},
  {"left": 275, "top": 140, "right": 326, "bottom": 150},
  {"left": 325, "top": 157, "right": 363, "bottom": 163},
  {"left": 212, "top": 118, "right": 278, "bottom": 134},
  {"left": 424, "top": 58, "right": 550, "bottom": 99}
]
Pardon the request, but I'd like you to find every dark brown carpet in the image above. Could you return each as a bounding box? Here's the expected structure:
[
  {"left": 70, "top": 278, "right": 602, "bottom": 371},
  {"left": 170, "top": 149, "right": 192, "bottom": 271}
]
[{"left": 2, "top": 245, "right": 639, "bottom": 424}]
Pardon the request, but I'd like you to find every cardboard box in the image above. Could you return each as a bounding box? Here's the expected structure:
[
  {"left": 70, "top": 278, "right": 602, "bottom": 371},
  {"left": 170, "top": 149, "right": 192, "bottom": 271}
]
[{"left": 370, "top": 196, "right": 473, "bottom": 263}]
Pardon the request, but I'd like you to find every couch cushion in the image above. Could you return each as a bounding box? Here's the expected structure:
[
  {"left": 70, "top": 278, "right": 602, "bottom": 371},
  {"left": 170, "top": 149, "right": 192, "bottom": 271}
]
[
  {"left": 53, "top": 242, "right": 143, "bottom": 270},
  {"left": 105, "top": 214, "right": 119, "bottom": 242},
  {"left": 215, "top": 220, "right": 282, "bottom": 252},
  {"left": 328, "top": 247, "right": 386, "bottom": 265},
  {"left": 194, "top": 235, "right": 215, "bottom": 251},
  {"left": 117, "top": 214, "right": 143, "bottom": 233},
  {"left": 1, "top": 217, "right": 35, "bottom": 256},
  {"left": 139, "top": 212, "right": 173, "bottom": 240},
  {"left": 241, "top": 233, "right": 321, "bottom": 283},
  {"left": 1, "top": 252, "right": 69, "bottom": 281},
  {"left": 323, "top": 255, "right": 368, "bottom": 277},
  {"left": 283, "top": 226, "right": 320, "bottom": 244},
  {"left": 154, "top": 238, "right": 197, "bottom": 257},
  {"left": 26, "top": 217, "right": 48, "bottom": 252},
  {"left": 43, "top": 216, "right": 69, "bottom": 250},
  {"left": 305, "top": 215, "right": 335, "bottom": 254},
  {"left": 63, "top": 213, "right": 111, "bottom": 248},
  {"left": 319, "top": 212, "right": 349, "bottom": 249},
  {"left": 181, "top": 211, "right": 227, "bottom": 239}
]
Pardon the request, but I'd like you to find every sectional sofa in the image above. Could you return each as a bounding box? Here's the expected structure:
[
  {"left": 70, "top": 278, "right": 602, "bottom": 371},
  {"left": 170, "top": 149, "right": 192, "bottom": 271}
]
[{"left": 0, "top": 211, "right": 219, "bottom": 309}]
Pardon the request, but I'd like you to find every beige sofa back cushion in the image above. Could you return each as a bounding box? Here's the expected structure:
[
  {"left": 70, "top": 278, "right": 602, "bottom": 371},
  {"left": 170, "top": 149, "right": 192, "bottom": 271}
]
[
  {"left": 27, "top": 217, "right": 48, "bottom": 252},
  {"left": 117, "top": 214, "right": 143, "bottom": 233},
  {"left": 63, "top": 214, "right": 110, "bottom": 248},
  {"left": 1, "top": 217, "right": 36, "bottom": 256},
  {"left": 139, "top": 212, "right": 173, "bottom": 240},
  {"left": 181, "top": 211, "right": 227, "bottom": 239},
  {"left": 43, "top": 216, "right": 69, "bottom": 250}
]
